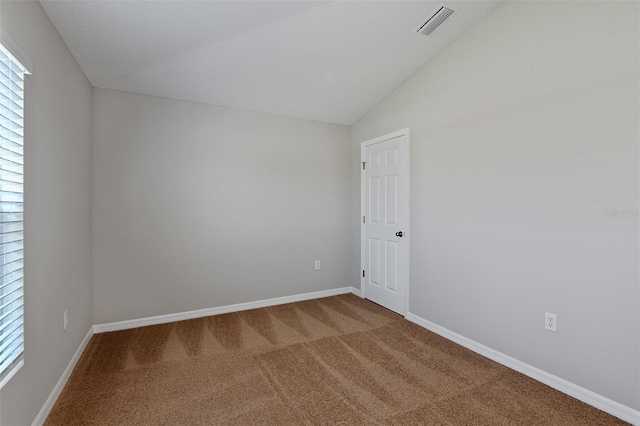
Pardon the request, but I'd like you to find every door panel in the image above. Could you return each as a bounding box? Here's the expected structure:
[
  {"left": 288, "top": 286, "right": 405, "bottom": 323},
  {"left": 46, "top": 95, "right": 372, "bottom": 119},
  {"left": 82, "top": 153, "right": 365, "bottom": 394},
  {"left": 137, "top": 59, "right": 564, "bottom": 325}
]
[
  {"left": 386, "top": 175, "right": 398, "bottom": 225},
  {"left": 369, "top": 176, "right": 380, "bottom": 223},
  {"left": 385, "top": 240, "right": 398, "bottom": 292},
  {"left": 369, "top": 238, "right": 380, "bottom": 286}
]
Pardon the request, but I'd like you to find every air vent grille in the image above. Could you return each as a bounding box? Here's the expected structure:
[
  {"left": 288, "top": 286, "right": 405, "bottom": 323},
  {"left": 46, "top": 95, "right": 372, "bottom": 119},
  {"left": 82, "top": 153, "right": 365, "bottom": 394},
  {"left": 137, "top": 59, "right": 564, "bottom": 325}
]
[{"left": 414, "top": 6, "right": 455, "bottom": 36}]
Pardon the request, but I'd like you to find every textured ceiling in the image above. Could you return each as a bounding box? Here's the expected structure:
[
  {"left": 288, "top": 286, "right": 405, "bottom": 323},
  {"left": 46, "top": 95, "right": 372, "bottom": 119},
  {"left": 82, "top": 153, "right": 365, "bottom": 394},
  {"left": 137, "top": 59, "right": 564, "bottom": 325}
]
[{"left": 40, "top": 1, "right": 501, "bottom": 125}]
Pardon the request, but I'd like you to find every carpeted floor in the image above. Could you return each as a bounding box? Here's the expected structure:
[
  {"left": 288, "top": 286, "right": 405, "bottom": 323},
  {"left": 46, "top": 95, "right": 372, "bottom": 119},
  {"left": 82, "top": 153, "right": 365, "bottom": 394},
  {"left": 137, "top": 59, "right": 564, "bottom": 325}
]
[{"left": 46, "top": 294, "right": 627, "bottom": 425}]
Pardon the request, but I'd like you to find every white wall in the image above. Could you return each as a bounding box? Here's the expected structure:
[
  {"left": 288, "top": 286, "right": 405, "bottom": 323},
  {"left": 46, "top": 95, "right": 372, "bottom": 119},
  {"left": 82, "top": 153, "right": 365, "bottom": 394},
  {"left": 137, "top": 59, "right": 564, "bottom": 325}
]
[
  {"left": 0, "top": 1, "right": 94, "bottom": 425},
  {"left": 92, "top": 89, "right": 351, "bottom": 324},
  {"left": 351, "top": 1, "right": 639, "bottom": 410}
]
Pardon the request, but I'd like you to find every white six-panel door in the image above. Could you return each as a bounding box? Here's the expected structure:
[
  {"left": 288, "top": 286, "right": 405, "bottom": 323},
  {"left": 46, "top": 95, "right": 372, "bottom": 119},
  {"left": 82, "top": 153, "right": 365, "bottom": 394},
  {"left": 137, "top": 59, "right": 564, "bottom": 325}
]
[{"left": 361, "top": 129, "right": 409, "bottom": 315}]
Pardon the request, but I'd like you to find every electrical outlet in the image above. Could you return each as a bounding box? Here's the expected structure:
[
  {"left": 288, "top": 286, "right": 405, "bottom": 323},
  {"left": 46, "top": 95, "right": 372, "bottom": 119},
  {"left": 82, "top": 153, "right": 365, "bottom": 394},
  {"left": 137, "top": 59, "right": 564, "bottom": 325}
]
[
  {"left": 314, "top": 260, "right": 321, "bottom": 270},
  {"left": 545, "top": 312, "right": 557, "bottom": 332},
  {"left": 63, "top": 310, "right": 68, "bottom": 330}
]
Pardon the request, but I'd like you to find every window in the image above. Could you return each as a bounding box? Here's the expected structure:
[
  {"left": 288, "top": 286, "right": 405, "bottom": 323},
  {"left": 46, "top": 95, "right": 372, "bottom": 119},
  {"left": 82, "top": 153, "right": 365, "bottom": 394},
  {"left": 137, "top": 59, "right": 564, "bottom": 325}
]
[{"left": 0, "top": 41, "right": 28, "bottom": 388}]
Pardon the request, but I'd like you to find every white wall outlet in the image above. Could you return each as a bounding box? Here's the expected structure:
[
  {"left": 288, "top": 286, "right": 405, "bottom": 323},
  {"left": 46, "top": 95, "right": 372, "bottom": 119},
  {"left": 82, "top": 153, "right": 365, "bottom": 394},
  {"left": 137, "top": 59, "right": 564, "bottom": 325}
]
[
  {"left": 314, "top": 260, "right": 321, "bottom": 270},
  {"left": 545, "top": 312, "right": 557, "bottom": 332},
  {"left": 63, "top": 310, "right": 68, "bottom": 330}
]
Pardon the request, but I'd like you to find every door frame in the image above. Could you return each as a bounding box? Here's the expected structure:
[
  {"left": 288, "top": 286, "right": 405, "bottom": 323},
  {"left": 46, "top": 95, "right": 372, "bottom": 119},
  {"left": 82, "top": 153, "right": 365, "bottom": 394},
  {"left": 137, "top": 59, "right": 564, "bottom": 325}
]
[{"left": 360, "top": 128, "right": 410, "bottom": 316}]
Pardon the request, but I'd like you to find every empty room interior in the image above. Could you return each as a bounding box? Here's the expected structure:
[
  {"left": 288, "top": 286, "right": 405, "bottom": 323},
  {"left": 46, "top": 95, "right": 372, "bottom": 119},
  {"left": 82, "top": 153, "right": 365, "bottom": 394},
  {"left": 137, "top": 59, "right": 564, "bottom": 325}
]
[{"left": 0, "top": 0, "right": 638, "bottom": 424}]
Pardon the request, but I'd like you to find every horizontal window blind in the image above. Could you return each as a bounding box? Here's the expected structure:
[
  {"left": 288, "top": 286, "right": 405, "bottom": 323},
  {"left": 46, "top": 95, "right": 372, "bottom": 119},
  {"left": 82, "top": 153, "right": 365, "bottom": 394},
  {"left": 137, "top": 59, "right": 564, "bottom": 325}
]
[{"left": 0, "top": 43, "right": 25, "bottom": 384}]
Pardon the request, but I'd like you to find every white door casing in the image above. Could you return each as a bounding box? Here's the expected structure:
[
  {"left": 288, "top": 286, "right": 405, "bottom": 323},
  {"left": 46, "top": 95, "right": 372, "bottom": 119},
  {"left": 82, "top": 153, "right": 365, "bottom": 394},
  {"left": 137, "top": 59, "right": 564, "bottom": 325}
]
[{"left": 361, "top": 129, "right": 410, "bottom": 315}]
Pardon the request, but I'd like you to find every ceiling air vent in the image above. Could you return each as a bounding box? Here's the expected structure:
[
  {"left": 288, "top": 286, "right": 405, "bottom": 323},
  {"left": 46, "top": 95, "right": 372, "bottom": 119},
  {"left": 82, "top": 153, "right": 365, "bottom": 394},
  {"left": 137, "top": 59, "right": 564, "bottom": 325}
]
[{"left": 414, "top": 5, "right": 455, "bottom": 36}]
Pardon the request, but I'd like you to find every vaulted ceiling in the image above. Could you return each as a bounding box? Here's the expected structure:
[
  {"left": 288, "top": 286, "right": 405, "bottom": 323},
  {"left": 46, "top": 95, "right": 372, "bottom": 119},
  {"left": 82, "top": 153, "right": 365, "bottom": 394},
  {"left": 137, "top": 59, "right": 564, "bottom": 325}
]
[{"left": 40, "top": 1, "right": 501, "bottom": 125}]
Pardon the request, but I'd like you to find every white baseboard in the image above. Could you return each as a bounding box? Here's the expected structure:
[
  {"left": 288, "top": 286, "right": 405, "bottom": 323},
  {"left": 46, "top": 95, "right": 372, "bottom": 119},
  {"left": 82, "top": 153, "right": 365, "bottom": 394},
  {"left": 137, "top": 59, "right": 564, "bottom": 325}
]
[
  {"left": 94, "top": 287, "right": 357, "bottom": 333},
  {"left": 350, "top": 286, "right": 361, "bottom": 297},
  {"left": 405, "top": 312, "right": 640, "bottom": 425},
  {"left": 32, "top": 327, "right": 94, "bottom": 426}
]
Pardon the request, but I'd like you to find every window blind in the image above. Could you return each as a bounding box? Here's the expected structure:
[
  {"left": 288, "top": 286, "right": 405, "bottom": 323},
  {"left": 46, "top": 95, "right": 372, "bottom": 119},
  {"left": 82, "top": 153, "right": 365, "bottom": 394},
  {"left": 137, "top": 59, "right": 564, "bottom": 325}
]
[{"left": 0, "top": 43, "right": 25, "bottom": 384}]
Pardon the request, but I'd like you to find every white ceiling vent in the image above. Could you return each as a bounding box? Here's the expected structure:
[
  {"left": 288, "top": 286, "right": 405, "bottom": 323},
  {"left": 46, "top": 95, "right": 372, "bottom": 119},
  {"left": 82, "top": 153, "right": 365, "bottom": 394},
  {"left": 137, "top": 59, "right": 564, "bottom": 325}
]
[{"left": 414, "top": 5, "right": 455, "bottom": 36}]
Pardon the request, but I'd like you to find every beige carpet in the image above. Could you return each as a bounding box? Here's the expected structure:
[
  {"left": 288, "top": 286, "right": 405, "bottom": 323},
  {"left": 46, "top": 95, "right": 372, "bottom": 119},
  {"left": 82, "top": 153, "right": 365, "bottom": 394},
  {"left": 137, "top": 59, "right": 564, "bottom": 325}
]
[{"left": 46, "top": 294, "right": 626, "bottom": 425}]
